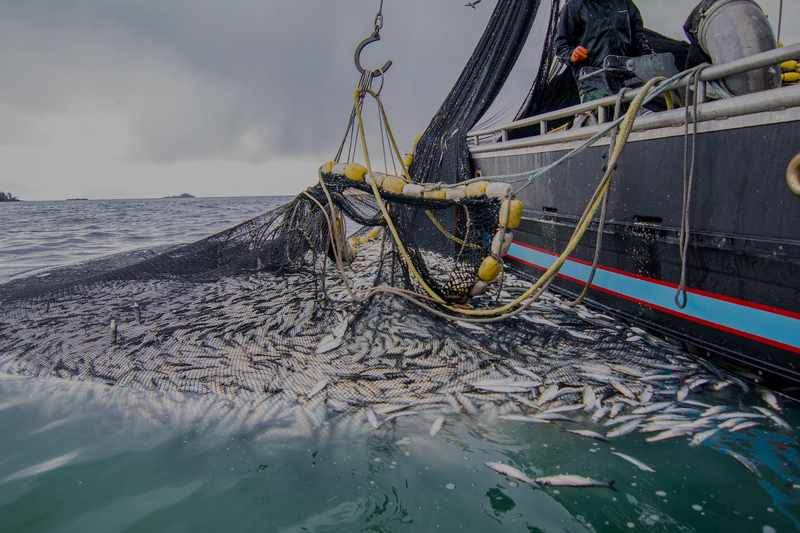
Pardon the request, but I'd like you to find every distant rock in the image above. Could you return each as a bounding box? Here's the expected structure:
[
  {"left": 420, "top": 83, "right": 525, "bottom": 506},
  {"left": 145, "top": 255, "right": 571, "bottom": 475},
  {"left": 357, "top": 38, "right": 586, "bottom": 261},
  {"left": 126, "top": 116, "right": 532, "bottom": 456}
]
[
  {"left": 0, "top": 192, "right": 20, "bottom": 202},
  {"left": 163, "top": 193, "right": 195, "bottom": 199}
]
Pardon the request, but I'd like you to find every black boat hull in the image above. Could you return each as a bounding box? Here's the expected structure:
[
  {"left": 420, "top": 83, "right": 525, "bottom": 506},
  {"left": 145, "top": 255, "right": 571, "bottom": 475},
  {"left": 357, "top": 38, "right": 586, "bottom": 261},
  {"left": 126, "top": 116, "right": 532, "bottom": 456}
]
[{"left": 472, "top": 111, "right": 800, "bottom": 381}]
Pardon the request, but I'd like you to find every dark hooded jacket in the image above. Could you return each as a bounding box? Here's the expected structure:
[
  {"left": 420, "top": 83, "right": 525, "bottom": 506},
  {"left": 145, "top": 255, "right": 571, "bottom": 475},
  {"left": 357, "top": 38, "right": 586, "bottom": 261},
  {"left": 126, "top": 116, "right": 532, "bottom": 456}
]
[{"left": 554, "top": 0, "right": 653, "bottom": 69}]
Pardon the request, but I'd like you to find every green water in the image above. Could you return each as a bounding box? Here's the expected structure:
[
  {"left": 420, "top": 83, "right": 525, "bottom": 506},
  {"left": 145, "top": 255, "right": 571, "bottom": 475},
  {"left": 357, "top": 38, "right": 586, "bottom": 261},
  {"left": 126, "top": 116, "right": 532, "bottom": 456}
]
[{"left": 1, "top": 376, "right": 798, "bottom": 533}]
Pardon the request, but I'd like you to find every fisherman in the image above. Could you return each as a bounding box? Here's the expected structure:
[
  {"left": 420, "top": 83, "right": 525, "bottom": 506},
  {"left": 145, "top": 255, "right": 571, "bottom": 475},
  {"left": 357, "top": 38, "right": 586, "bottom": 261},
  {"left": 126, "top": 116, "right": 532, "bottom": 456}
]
[{"left": 555, "top": 0, "right": 653, "bottom": 103}]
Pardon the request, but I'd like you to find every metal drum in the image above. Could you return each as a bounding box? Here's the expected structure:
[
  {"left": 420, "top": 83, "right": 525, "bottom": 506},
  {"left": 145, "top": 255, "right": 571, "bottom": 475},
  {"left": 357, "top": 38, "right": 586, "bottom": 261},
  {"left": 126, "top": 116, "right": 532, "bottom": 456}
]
[{"left": 697, "top": 0, "right": 780, "bottom": 95}]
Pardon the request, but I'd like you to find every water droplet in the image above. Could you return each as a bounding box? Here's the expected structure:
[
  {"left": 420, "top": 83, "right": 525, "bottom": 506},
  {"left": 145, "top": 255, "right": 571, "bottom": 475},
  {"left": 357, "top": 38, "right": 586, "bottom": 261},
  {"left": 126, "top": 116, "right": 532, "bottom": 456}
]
[{"left": 445, "top": 483, "right": 455, "bottom": 490}]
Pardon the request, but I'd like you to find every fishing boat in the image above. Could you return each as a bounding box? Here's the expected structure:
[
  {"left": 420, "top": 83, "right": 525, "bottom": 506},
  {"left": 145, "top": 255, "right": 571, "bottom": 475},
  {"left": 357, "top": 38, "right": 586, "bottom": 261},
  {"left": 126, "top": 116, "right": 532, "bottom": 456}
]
[{"left": 465, "top": 1, "right": 800, "bottom": 382}]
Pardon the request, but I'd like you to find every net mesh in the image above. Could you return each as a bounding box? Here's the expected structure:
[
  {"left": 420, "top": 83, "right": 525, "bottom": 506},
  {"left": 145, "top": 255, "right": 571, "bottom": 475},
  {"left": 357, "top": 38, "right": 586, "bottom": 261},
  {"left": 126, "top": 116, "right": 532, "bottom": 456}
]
[
  {"left": 410, "top": 0, "right": 541, "bottom": 185},
  {"left": 0, "top": 0, "right": 779, "bottom": 439}
]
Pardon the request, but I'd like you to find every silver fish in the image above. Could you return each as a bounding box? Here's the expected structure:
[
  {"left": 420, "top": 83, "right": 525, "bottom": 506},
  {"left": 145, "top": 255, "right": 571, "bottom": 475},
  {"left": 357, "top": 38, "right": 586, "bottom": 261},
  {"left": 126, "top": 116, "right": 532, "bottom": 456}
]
[
  {"left": 609, "top": 403, "right": 625, "bottom": 418},
  {"left": 538, "top": 384, "right": 560, "bottom": 406},
  {"left": 499, "top": 415, "right": 551, "bottom": 424},
  {"left": 544, "top": 404, "right": 584, "bottom": 415},
  {"left": 455, "top": 393, "right": 479, "bottom": 415},
  {"left": 682, "top": 400, "right": 712, "bottom": 409},
  {"left": 607, "top": 418, "right": 642, "bottom": 438},
  {"left": 366, "top": 407, "right": 380, "bottom": 429},
  {"left": 648, "top": 414, "right": 691, "bottom": 423},
  {"left": 711, "top": 380, "right": 733, "bottom": 392},
  {"left": 316, "top": 321, "right": 348, "bottom": 354},
  {"left": 307, "top": 378, "right": 329, "bottom": 399},
  {"left": 456, "top": 320, "right": 485, "bottom": 332},
  {"left": 485, "top": 462, "right": 538, "bottom": 486},
  {"left": 567, "top": 429, "right": 609, "bottom": 442},
  {"left": 565, "top": 329, "right": 596, "bottom": 341},
  {"left": 429, "top": 416, "right": 445, "bottom": 437},
  {"left": 535, "top": 474, "right": 614, "bottom": 489},
  {"left": 701, "top": 406, "right": 727, "bottom": 417},
  {"left": 725, "top": 450, "right": 762, "bottom": 478},
  {"left": 690, "top": 428, "right": 719, "bottom": 447},
  {"left": 610, "top": 381, "right": 636, "bottom": 400},
  {"left": 385, "top": 411, "right": 419, "bottom": 422},
  {"left": 730, "top": 421, "right": 759, "bottom": 433},
  {"left": 639, "top": 387, "right": 654, "bottom": 404},
  {"left": 535, "top": 413, "right": 575, "bottom": 422},
  {"left": 676, "top": 385, "right": 689, "bottom": 401},
  {"left": 641, "top": 373, "right": 681, "bottom": 382},
  {"left": 646, "top": 428, "right": 689, "bottom": 443},
  {"left": 663, "top": 407, "right": 701, "bottom": 416},
  {"left": 718, "top": 418, "right": 744, "bottom": 429},
  {"left": 632, "top": 402, "right": 672, "bottom": 415},
  {"left": 716, "top": 412, "right": 766, "bottom": 421},
  {"left": 752, "top": 406, "right": 791, "bottom": 430},
  {"left": 760, "top": 389, "right": 782, "bottom": 412},
  {"left": 687, "top": 378, "right": 710, "bottom": 391},
  {"left": 605, "top": 414, "right": 643, "bottom": 427},
  {"left": 473, "top": 379, "right": 540, "bottom": 389},
  {"left": 473, "top": 384, "right": 534, "bottom": 394},
  {"left": 612, "top": 452, "right": 655, "bottom": 473},
  {"left": 640, "top": 422, "right": 679, "bottom": 433},
  {"left": 511, "top": 365, "right": 543, "bottom": 382},
  {"left": 582, "top": 386, "right": 598, "bottom": 411},
  {"left": 445, "top": 394, "right": 462, "bottom": 411},
  {"left": 610, "top": 364, "right": 646, "bottom": 378},
  {"left": 591, "top": 407, "right": 609, "bottom": 423}
]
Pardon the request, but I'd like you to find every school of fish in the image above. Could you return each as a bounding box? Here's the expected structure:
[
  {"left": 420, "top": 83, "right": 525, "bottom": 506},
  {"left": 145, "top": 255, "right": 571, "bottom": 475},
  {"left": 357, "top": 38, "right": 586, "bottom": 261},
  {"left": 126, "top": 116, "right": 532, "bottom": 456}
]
[{"left": 0, "top": 242, "right": 795, "bottom": 489}]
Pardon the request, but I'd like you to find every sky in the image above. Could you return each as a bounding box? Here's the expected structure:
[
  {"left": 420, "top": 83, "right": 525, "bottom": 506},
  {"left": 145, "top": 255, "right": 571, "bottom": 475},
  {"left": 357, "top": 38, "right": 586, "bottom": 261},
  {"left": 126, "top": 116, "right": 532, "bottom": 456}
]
[{"left": 0, "top": 0, "right": 795, "bottom": 201}]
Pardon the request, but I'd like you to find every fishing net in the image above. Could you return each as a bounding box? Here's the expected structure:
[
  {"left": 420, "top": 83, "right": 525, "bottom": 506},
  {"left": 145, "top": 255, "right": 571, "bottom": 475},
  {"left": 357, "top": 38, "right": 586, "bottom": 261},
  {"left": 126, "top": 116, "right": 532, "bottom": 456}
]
[
  {"left": 0, "top": 2, "right": 794, "bottom": 463},
  {"left": 410, "top": 0, "right": 541, "bottom": 185}
]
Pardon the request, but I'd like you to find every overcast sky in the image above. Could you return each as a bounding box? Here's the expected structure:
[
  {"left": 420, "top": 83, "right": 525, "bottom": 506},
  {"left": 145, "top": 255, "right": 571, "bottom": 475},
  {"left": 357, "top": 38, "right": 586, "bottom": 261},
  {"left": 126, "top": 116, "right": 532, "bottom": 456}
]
[{"left": 1, "top": 0, "right": 795, "bottom": 200}]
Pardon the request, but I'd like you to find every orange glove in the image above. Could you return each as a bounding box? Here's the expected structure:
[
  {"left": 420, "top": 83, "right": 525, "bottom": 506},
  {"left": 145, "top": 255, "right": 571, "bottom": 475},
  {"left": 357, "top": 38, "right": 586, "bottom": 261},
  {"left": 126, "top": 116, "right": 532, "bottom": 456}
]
[{"left": 571, "top": 46, "right": 589, "bottom": 64}]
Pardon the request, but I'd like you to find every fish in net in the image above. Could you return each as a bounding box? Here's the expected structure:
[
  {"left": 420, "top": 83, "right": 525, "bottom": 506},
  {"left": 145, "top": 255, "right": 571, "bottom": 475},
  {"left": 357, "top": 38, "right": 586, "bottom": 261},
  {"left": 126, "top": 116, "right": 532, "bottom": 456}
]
[{"left": 0, "top": 0, "right": 794, "bottom": 467}]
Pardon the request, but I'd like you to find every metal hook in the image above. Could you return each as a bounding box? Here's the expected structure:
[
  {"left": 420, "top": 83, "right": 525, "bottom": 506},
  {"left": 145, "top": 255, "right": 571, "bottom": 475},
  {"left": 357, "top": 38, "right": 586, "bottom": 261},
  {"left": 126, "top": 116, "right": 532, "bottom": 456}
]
[{"left": 354, "top": 31, "right": 392, "bottom": 78}]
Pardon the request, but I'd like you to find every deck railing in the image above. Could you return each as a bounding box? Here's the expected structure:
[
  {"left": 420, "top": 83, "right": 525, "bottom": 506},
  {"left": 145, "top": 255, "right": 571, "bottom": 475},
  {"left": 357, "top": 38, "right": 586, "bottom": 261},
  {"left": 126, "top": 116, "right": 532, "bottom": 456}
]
[{"left": 467, "top": 43, "right": 800, "bottom": 148}]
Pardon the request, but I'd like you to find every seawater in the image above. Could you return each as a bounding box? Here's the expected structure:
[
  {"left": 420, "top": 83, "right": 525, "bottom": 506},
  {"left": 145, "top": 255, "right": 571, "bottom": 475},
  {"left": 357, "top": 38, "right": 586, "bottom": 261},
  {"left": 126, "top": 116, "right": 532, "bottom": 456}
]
[
  {"left": 0, "top": 197, "right": 799, "bottom": 532},
  {"left": 0, "top": 197, "right": 287, "bottom": 283},
  {"left": 0, "top": 377, "right": 797, "bottom": 533}
]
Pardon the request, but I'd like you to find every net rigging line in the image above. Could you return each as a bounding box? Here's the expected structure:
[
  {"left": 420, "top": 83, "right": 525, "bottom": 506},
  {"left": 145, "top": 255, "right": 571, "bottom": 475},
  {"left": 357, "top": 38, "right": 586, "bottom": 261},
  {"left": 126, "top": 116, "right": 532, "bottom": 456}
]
[{"left": 411, "top": 0, "right": 541, "bottom": 185}]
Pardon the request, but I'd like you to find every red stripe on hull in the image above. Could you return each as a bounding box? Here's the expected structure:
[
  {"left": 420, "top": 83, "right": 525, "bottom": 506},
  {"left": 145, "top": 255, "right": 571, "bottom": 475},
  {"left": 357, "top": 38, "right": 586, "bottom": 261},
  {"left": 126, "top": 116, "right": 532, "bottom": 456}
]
[
  {"left": 508, "top": 253, "right": 800, "bottom": 355},
  {"left": 512, "top": 240, "right": 800, "bottom": 320}
]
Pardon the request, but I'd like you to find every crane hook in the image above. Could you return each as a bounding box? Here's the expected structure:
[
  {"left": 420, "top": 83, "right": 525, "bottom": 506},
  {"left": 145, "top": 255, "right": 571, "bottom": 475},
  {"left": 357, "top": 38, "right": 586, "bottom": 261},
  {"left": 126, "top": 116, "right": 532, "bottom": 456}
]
[{"left": 354, "top": 31, "right": 393, "bottom": 78}]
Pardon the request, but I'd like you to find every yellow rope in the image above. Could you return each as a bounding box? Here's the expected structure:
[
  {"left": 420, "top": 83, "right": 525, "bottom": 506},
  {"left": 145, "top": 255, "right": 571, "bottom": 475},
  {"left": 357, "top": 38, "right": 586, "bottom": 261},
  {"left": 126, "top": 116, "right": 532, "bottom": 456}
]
[
  {"left": 348, "top": 78, "right": 659, "bottom": 317},
  {"left": 424, "top": 210, "right": 482, "bottom": 250}
]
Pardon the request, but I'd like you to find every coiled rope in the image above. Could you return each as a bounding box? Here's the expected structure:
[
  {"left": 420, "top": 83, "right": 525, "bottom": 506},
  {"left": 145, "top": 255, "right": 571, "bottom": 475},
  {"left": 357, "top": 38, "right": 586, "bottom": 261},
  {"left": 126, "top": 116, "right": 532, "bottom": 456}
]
[{"left": 343, "top": 77, "right": 664, "bottom": 319}]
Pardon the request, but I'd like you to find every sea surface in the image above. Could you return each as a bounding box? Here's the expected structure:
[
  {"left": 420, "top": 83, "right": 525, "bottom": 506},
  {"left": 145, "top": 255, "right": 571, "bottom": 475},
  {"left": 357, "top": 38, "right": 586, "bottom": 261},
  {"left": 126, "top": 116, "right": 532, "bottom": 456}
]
[
  {"left": 0, "top": 197, "right": 287, "bottom": 283},
  {"left": 0, "top": 197, "right": 799, "bottom": 532}
]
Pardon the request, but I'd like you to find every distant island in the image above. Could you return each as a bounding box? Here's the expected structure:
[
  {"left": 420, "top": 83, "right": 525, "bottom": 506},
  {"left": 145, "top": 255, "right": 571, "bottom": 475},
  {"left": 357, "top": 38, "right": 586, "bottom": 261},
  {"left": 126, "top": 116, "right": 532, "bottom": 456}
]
[
  {"left": 0, "top": 192, "right": 20, "bottom": 202},
  {"left": 163, "top": 193, "right": 195, "bottom": 199},
  {"left": 66, "top": 198, "right": 88, "bottom": 201}
]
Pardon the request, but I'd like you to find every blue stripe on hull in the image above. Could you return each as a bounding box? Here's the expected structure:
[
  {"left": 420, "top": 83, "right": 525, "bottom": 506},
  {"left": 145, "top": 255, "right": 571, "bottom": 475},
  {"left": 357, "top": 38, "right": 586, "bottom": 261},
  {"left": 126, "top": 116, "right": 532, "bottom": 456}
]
[{"left": 508, "top": 243, "right": 800, "bottom": 352}]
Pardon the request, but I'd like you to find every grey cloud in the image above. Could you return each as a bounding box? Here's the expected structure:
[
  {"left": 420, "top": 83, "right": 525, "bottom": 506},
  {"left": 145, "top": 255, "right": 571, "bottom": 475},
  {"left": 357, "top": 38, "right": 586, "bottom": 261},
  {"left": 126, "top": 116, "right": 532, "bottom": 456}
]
[
  {"left": 0, "top": 0, "right": 491, "bottom": 164},
  {"left": 1, "top": 1, "right": 795, "bottom": 169}
]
